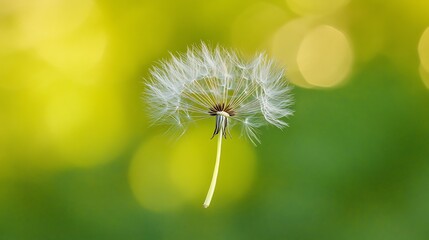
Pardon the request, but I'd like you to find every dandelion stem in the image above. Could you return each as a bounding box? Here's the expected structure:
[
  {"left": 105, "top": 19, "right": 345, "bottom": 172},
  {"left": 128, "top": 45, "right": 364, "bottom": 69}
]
[{"left": 203, "top": 124, "right": 223, "bottom": 208}]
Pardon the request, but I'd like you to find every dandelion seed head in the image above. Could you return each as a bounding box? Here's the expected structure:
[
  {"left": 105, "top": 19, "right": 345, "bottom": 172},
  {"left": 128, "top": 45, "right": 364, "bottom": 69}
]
[{"left": 145, "top": 42, "right": 293, "bottom": 144}]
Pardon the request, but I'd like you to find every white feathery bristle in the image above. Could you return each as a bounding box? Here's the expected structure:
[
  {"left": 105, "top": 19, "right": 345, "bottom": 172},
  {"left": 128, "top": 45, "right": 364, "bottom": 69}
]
[{"left": 145, "top": 42, "right": 293, "bottom": 144}]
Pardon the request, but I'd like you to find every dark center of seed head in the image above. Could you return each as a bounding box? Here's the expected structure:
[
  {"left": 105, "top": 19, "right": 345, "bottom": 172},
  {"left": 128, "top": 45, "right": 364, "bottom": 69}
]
[{"left": 208, "top": 103, "right": 236, "bottom": 116}]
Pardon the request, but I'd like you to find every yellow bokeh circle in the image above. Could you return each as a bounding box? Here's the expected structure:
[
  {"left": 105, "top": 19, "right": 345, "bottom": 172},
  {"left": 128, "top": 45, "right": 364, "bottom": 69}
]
[
  {"left": 271, "top": 17, "right": 318, "bottom": 88},
  {"left": 272, "top": 22, "right": 353, "bottom": 88},
  {"left": 129, "top": 124, "right": 257, "bottom": 211},
  {"left": 418, "top": 27, "right": 429, "bottom": 73},
  {"left": 129, "top": 135, "right": 186, "bottom": 213},
  {"left": 169, "top": 125, "right": 256, "bottom": 208},
  {"left": 43, "top": 84, "right": 130, "bottom": 168},
  {"left": 15, "top": 0, "right": 95, "bottom": 48},
  {"left": 297, "top": 25, "right": 353, "bottom": 88}
]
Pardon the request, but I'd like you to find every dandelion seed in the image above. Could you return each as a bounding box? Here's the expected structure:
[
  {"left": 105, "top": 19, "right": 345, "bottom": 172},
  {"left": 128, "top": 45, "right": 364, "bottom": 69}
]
[{"left": 145, "top": 42, "right": 293, "bottom": 208}]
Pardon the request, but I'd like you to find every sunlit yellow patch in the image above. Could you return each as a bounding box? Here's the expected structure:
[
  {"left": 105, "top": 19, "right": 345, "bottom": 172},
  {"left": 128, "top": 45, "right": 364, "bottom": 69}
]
[
  {"left": 35, "top": 25, "right": 107, "bottom": 81},
  {"left": 169, "top": 124, "right": 256, "bottom": 208},
  {"left": 418, "top": 27, "right": 429, "bottom": 73},
  {"left": 0, "top": 0, "right": 105, "bottom": 87},
  {"left": 14, "top": 0, "right": 95, "bottom": 48},
  {"left": 0, "top": 73, "right": 136, "bottom": 173},
  {"left": 129, "top": 135, "right": 186, "bottom": 213},
  {"left": 43, "top": 83, "right": 129, "bottom": 168},
  {"left": 286, "top": 0, "right": 350, "bottom": 16},
  {"left": 297, "top": 25, "right": 353, "bottom": 88}
]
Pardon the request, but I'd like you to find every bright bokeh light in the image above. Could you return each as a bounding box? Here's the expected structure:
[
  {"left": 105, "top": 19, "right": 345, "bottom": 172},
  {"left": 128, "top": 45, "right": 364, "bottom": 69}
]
[
  {"left": 43, "top": 85, "right": 129, "bottom": 168},
  {"left": 129, "top": 124, "right": 256, "bottom": 211},
  {"left": 0, "top": 0, "right": 161, "bottom": 172},
  {"left": 272, "top": 21, "right": 353, "bottom": 88},
  {"left": 418, "top": 27, "right": 429, "bottom": 73},
  {"left": 297, "top": 25, "right": 353, "bottom": 88},
  {"left": 271, "top": 17, "right": 316, "bottom": 88},
  {"left": 286, "top": 0, "right": 350, "bottom": 16},
  {"left": 129, "top": 135, "right": 186, "bottom": 212},
  {"left": 15, "top": 0, "right": 95, "bottom": 49},
  {"left": 169, "top": 125, "right": 256, "bottom": 207},
  {"left": 231, "top": 2, "right": 289, "bottom": 54},
  {"left": 35, "top": 25, "right": 107, "bottom": 80}
]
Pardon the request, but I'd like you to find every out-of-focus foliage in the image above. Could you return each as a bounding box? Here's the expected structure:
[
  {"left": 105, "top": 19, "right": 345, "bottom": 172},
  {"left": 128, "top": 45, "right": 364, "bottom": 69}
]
[{"left": 1, "top": 0, "right": 429, "bottom": 239}]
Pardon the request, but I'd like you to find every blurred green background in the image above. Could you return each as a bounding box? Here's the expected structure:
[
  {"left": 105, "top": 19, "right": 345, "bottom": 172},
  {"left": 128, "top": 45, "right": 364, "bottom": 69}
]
[{"left": 1, "top": 0, "right": 429, "bottom": 239}]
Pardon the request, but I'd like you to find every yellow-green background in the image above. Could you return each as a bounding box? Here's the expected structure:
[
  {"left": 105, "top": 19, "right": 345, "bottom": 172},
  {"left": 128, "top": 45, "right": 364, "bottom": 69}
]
[{"left": 1, "top": 0, "right": 429, "bottom": 239}]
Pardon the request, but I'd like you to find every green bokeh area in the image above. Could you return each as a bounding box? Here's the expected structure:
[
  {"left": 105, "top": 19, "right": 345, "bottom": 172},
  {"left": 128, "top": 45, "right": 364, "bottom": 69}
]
[{"left": 1, "top": 0, "right": 429, "bottom": 239}]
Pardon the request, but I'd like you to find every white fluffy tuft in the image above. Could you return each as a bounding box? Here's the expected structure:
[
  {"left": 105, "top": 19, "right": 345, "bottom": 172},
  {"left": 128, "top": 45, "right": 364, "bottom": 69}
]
[{"left": 145, "top": 42, "right": 293, "bottom": 144}]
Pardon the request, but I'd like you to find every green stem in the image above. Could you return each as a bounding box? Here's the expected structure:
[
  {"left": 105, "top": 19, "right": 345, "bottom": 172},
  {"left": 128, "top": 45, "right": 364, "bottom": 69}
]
[{"left": 203, "top": 125, "right": 223, "bottom": 208}]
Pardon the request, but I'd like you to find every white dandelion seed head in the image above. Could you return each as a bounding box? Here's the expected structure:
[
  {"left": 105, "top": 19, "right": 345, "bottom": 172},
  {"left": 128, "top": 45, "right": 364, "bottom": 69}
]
[{"left": 145, "top": 42, "right": 293, "bottom": 144}]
